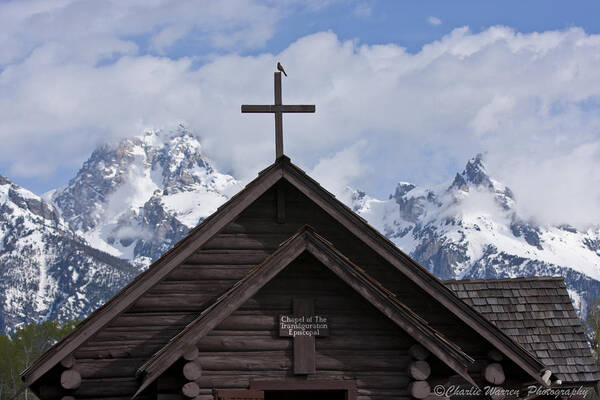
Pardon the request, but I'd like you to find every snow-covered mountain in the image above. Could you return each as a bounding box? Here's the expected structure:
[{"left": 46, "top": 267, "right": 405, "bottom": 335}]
[
  {"left": 351, "top": 154, "right": 600, "bottom": 315},
  {"left": 2, "top": 130, "right": 600, "bottom": 333},
  {"left": 0, "top": 174, "right": 137, "bottom": 334},
  {"left": 0, "top": 126, "right": 242, "bottom": 333},
  {"left": 49, "top": 125, "right": 241, "bottom": 268}
]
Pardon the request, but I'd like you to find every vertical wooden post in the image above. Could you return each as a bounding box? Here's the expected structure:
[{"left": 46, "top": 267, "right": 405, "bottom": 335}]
[
  {"left": 274, "top": 72, "right": 283, "bottom": 158},
  {"left": 276, "top": 184, "right": 286, "bottom": 224},
  {"left": 293, "top": 298, "right": 315, "bottom": 374}
]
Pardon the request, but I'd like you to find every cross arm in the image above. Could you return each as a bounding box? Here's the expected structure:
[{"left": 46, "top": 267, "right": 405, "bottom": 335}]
[{"left": 241, "top": 105, "right": 315, "bottom": 113}]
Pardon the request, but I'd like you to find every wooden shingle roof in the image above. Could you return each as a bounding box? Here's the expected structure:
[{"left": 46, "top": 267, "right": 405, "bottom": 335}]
[{"left": 444, "top": 277, "right": 600, "bottom": 384}]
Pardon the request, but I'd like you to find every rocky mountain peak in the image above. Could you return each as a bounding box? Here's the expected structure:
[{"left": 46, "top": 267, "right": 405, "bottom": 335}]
[
  {"left": 450, "top": 153, "right": 493, "bottom": 190},
  {"left": 1, "top": 174, "right": 61, "bottom": 227},
  {"left": 350, "top": 154, "right": 600, "bottom": 315},
  {"left": 50, "top": 125, "right": 240, "bottom": 267}
]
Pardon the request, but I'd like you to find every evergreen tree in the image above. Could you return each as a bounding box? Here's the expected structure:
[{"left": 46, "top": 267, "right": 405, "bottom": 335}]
[
  {"left": 587, "top": 299, "right": 600, "bottom": 365},
  {"left": 0, "top": 320, "right": 78, "bottom": 400}
]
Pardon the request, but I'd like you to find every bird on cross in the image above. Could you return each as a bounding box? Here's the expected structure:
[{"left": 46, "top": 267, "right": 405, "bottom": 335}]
[{"left": 277, "top": 62, "right": 287, "bottom": 77}]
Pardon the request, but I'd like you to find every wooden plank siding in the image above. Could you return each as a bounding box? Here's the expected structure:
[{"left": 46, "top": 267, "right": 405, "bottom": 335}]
[{"left": 67, "top": 181, "right": 523, "bottom": 399}]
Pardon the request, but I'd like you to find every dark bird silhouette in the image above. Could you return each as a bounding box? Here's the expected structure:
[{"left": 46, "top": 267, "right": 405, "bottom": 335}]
[{"left": 277, "top": 62, "right": 287, "bottom": 77}]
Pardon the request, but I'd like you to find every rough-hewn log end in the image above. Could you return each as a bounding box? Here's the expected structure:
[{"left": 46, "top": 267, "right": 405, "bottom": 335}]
[
  {"left": 60, "top": 369, "right": 81, "bottom": 390},
  {"left": 484, "top": 362, "right": 505, "bottom": 385},
  {"left": 182, "top": 381, "right": 200, "bottom": 398},
  {"left": 183, "top": 359, "right": 203, "bottom": 381},
  {"left": 409, "top": 380, "right": 431, "bottom": 399},
  {"left": 409, "top": 344, "right": 430, "bottom": 360},
  {"left": 409, "top": 360, "right": 432, "bottom": 381},
  {"left": 59, "top": 354, "right": 75, "bottom": 369}
]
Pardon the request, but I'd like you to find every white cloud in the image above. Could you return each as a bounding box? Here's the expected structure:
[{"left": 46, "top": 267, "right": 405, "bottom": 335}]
[
  {"left": 428, "top": 16, "right": 442, "bottom": 26},
  {"left": 2, "top": 21, "right": 600, "bottom": 228},
  {"left": 0, "top": 0, "right": 289, "bottom": 66},
  {"left": 310, "top": 141, "right": 369, "bottom": 200}
]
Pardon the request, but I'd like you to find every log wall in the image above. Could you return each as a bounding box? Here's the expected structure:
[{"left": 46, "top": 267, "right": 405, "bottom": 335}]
[
  {"left": 157, "top": 257, "right": 419, "bottom": 400},
  {"left": 63, "top": 180, "right": 526, "bottom": 399}
]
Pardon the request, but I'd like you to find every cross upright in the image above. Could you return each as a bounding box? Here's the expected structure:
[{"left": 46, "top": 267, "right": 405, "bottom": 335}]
[{"left": 241, "top": 71, "right": 315, "bottom": 159}]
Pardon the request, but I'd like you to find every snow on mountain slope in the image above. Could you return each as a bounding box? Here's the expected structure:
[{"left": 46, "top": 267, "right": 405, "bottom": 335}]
[
  {"left": 3, "top": 136, "right": 600, "bottom": 334},
  {"left": 352, "top": 154, "right": 600, "bottom": 315},
  {"left": 0, "top": 175, "right": 137, "bottom": 334},
  {"left": 50, "top": 125, "right": 241, "bottom": 267}
]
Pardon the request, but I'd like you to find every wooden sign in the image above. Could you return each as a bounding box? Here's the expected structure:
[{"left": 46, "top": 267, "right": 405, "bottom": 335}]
[{"left": 279, "top": 315, "right": 329, "bottom": 337}]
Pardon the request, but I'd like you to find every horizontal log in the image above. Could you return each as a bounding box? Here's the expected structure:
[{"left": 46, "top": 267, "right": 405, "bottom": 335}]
[
  {"left": 148, "top": 280, "right": 234, "bottom": 294},
  {"left": 239, "top": 205, "right": 329, "bottom": 220},
  {"left": 194, "top": 350, "right": 410, "bottom": 371},
  {"left": 73, "top": 377, "right": 139, "bottom": 398},
  {"left": 222, "top": 220, "right": 302, "bottom": 234},
  {"left": 153, "top": 371, "right": 410, "bottom": 391},
  {"left": 75, "top": 340, "right": 167, "bottom": 359},
  {"left": 216, "top": 313, "right": 398, "bottom": 332},
  {"left": 75, "top": 358, "right": 147, "bottom": 379},
  {"left": 60, "top": 369, "right": 81, "bottom": 390},
  {"left": 90, "top": 326, "right": 183, "bottom": 342},
  {"left": 195, "top": 334, "right": 408, "bottom": 352},
  {"left": 357, "top": 397, "right": 410, "bottom": 400},
  {"left": 166, "top": 265, "right": 253, "bottom": 281},
  {"left": 155, "top": 275, "right": 355, "bottom": 296},
  {"left": 240, "top": 294, "right": 375, "bottom": 312},
  {"left": 357, "top": 388, "right": 410, "bottom": 396},
  {"left": 261, "top": 277, "right": 349, "bottom": 293},
  {"left": 159, "top": 393, "right": 212, "bottom": 400},
  {"left": 129, "top": 293, "right": 218, "bottom": 312},
  {"left": 109, "top": 312, "right": 197, "bottom": 327},
  {"left": 38, "top": 385, "right": 62, "bottom": 400},
  {"left": 185, "top": 250, "right": 272, "bottom": 265},
  {"left": 206, "top": 329, "right": 403, "bottom": 338},
  {"left": 204, "top": 234, "right": 286, "bottom": 250}
]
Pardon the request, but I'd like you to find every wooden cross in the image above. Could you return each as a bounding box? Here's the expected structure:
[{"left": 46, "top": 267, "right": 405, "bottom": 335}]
[
  {"left": 241, "top": 72, "right": 316, "bottom": 159},
  {"left": 279, "top": 298, "right": 329, "bottom": 374}
]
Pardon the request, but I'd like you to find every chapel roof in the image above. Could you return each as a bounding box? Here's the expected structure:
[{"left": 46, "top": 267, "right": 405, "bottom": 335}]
[
  {"left": 444, "top": 277, "right": 600, "bottom": 383},
  {"left": 21, "top": 156, "right": 596, "bottom": 393}
]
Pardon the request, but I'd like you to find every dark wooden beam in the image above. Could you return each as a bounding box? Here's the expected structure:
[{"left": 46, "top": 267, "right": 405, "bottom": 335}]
[
  {"left": 276, "top": 184, "right": 285, "bottom": 224},
  {"left": 241, "top": 105, "right": 315, "bottom": 113},
  {"left": 292, "top": 298, "right": 315, "bottom": 374}
]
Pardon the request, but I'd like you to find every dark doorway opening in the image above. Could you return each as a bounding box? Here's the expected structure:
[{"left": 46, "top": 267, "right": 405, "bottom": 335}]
[{"left": 265, "top": 390, "right": 346, "bottom": 400}]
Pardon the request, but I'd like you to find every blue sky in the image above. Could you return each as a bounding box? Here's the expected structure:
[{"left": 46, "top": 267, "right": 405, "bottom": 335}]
[{"left": 1, "top": 0, "right": 600, "bottom": 226}]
